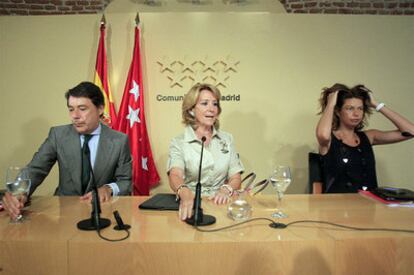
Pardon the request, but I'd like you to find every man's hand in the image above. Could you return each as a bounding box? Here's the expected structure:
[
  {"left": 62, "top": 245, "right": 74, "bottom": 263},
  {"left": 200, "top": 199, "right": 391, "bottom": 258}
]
[
  {"left": 1, "top": 192, "right": 27, "bottom": 220},
  {"left": 98, "top": 185, "right": 112, "bottom": 202},
  {"left": 80, "top": 185, "right": 112, "bottom": 203}
]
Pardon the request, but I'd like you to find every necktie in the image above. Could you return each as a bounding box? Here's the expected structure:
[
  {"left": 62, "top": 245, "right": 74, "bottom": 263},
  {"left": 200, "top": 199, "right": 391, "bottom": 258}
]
[{"left": 81, "top": 134, "right": 93, "bottom": 194}]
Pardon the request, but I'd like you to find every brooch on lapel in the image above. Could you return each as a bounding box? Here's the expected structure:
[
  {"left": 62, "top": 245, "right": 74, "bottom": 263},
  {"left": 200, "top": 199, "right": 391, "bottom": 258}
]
[{"left": 220, "top": 140, "right": 229, "bottom": 154}]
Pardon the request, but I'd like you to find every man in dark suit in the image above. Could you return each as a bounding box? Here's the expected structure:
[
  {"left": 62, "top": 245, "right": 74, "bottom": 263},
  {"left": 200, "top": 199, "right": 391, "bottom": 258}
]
[{"left": 2, "top": 82, "right": 132, "bottom": 220}]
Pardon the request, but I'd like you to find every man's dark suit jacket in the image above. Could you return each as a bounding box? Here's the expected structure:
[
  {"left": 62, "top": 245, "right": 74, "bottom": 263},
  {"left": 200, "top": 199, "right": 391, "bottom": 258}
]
[{"left": 27, "top": 124, "right": 132, "bottom": 195}]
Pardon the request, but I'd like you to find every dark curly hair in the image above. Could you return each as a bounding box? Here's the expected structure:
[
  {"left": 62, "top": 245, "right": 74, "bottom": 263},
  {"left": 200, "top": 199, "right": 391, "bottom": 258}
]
[{"left": 319, "top": 83, "right": 374, "bottom": 131}]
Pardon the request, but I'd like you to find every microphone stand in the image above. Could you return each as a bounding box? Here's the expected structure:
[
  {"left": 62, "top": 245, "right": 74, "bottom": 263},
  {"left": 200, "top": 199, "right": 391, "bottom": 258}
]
[
  {"left": 185, "top": 136, "right": 216, "bottom": 226},
  {"left": 77, "top": 151, "right": 111, "bottom": 231}
]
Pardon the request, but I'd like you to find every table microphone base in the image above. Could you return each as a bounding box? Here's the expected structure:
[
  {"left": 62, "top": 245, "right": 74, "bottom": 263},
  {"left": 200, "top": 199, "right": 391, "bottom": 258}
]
[
  {"left": 185, "top": 214, "right": 216, "bottom": 226},
  {"left": 77, "top": 217, "right": 111, "bottom": 231}
]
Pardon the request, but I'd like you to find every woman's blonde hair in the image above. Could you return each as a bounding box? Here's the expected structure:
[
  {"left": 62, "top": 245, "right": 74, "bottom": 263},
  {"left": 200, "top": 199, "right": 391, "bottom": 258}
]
[{"left": 182, "top": 83, "right": 222, "bottom": 129}]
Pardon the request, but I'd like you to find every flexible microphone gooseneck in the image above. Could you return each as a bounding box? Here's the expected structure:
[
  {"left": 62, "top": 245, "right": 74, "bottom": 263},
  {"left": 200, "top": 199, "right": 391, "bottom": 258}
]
[
  {"left": 185, "top": 136, "right": 216, "bottom": 226},
  {"left": 77, "top": 147, "right": 111, "bottom": 231}
]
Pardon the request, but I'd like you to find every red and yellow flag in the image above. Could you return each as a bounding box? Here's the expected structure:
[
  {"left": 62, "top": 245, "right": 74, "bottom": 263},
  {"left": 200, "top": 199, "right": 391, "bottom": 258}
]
[{"left": 94, "top": 19, "right": 118, "bottom": 129}]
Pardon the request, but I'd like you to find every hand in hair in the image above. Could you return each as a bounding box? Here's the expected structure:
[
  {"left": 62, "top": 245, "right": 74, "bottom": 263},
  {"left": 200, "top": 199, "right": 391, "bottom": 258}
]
[
  {"left": 326, "top": 90, "right": 339, "bottom": 108},
  {"left": 319, "top": 83, "right": 350, "bottom": 114},
  {"left": 355, "top": 85, "right": 378, "bottom": 108}
]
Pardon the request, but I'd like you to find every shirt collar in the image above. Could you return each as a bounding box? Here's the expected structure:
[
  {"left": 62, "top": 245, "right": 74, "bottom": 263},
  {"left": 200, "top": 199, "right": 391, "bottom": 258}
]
[
  {"left": 212, "top": 127, "right": 221, "bottom": 139},
  {"left": 183, "top": 125, "right": 221, "bottom": 143},
  {"left": 83, "top": 123, "right": 101, "bottom": 137}
]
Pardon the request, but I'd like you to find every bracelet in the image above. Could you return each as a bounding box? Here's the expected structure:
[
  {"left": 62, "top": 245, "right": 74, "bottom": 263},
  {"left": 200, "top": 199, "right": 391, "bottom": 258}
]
[
  {"left": 175, "top": 184, "right": 189, "bottom": 201},
  {"left": 376, "top": 102, "right": 385, "bottom": 112},
  {"left": 220, "top": 184, "right": 234, "bottom": 196}
]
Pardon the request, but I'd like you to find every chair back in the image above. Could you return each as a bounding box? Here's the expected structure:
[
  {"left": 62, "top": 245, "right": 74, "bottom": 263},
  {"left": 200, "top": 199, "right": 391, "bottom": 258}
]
[{"left": 308, "top": 152, "right": 323, "bottom": 194}]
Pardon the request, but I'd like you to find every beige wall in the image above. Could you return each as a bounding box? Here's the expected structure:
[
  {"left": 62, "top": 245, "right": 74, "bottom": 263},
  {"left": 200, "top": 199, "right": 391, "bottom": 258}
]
[{"left": 1, "top": 13, "right": 413, "bottom": 195}]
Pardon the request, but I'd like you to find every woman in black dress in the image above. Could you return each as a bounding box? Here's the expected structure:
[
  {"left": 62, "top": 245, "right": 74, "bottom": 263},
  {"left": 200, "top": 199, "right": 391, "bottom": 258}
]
[{"left": 315, "top": 84, "right": 414, "bottom": 193}]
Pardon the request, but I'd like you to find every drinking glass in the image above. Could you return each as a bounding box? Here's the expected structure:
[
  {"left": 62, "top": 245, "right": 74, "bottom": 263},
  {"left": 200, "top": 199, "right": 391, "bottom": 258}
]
[
  {"left": 227, "top": 191, "right": 252, "bottom": 221},
  {"left": 227, "top": 173, "right": 256, "bottom": 221},
  {"left": 270, "top": 166, "right": 292, "bottom": 218},
  {"left": 5, "top": 166, "right": 31, "bottom": 223}
]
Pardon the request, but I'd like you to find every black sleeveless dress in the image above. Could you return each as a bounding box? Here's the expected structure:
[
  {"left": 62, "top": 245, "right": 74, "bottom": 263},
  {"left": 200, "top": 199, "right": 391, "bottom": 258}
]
[{"left": 321, "top": 131, "right": 378, "bottom": 193}]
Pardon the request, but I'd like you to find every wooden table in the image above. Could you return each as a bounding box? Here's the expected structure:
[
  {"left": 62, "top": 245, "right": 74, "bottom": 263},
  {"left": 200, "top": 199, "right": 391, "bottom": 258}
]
[{"left": 1, "top": 194, "right": 414, "bottom": 275}]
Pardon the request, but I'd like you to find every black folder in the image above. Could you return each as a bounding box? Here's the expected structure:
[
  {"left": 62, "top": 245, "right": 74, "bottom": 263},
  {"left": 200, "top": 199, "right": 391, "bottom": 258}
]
[
  {"left": 138, "top": 193, "right": 179, "bottom": 211},
  {"left": 371, "top": 187, "right": 414, "bottom": 201}
]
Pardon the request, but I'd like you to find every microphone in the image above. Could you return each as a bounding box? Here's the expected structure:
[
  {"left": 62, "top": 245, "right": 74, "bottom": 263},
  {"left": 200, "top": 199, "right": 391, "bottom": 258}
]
[
  {"left": 113, "top": 210, "right": 131, "bottom": 231},
  {"left": 185, "top": 136, "right": 216, "bottom": 226},
  {"left": 77, "top": 146, "right": 111, "bottom": 231}
]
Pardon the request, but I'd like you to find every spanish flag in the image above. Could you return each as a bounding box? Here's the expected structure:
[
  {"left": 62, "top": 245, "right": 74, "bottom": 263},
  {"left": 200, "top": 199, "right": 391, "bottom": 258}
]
[{"left": 94, "top": 16, "right": 117, "bottom": 129}]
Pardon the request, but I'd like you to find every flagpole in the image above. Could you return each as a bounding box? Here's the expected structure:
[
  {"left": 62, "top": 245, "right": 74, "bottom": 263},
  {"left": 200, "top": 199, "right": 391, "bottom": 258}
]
[
  {"left": 100, "top": 14, "right": 106, "bottom": 25},
  {"left": 135, "top": 12, "right": 140, "bottom": 25}
]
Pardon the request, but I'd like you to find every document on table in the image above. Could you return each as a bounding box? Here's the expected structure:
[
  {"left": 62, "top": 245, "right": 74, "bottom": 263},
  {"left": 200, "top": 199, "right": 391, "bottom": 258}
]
[{"left": 387, "top": 202, "right": 414, "bottom": 208}]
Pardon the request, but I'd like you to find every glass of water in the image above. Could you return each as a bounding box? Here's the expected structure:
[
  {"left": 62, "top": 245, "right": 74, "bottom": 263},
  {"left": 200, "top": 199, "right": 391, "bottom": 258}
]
[
  {"left": 227, "top": 191, "right": 252, "bottom": 221},
  {"left": 5, "top": 166, "right": 31, "bottom": 223},
  {"left": 270, "top": 166, "right": 292, "bottom": 218}
]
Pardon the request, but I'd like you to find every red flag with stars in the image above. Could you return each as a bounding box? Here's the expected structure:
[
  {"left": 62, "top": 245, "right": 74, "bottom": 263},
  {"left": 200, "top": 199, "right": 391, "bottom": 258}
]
[
  {"left": 116, "top": 22, "right": 160, "bottom": 195},
  {"left": 94, "top": 19, "right": 118, "bottom": 129}
]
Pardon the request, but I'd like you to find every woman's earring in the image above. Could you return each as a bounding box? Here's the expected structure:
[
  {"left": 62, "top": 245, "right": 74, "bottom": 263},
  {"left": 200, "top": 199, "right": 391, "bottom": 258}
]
[{"left": 189, "top": 110, "right": 195, "bottom": 117}]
